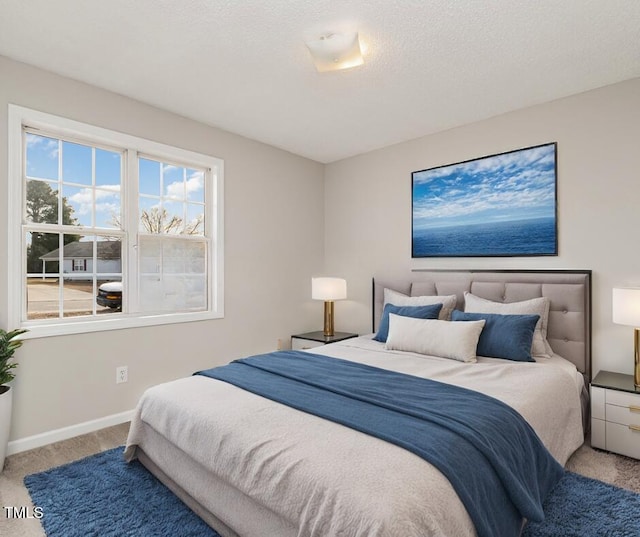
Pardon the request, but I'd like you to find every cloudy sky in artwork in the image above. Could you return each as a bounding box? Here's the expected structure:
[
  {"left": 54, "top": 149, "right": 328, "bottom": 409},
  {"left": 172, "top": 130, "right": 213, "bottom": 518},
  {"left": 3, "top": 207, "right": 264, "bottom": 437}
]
[{"left": 412, "top": 143, "right": 556, "bottom": 230}]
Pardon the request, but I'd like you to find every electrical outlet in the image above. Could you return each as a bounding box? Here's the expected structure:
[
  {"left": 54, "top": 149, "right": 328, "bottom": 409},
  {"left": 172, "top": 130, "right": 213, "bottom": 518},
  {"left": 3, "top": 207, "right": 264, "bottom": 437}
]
[{"left": 116, "top": 366, "right": 128, "bottom": 384}]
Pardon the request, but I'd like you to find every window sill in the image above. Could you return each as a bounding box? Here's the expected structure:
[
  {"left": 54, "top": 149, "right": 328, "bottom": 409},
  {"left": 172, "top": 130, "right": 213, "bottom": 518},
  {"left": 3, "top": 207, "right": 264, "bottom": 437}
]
[{"left": 20, "top": 309, "right": 224, "bottom": 339}]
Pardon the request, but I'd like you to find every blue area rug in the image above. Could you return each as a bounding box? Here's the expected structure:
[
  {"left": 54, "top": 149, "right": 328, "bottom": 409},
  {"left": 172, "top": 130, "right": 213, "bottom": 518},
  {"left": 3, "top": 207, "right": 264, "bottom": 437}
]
[
  {"left": 24, "top": 447, "right": 220, "bottom": 537},
  {"left": 24, "top": 447, "right": 640, "bottom": 537},
  {"left": 522, "top": 470, "right": 640, "bottom": 537}
]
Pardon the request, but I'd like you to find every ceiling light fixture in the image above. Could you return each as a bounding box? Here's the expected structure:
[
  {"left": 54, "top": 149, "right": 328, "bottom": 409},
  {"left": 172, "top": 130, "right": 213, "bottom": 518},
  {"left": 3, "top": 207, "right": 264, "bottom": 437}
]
[{"left": 305, "top": 32, "right": 364, "bottom": 73}]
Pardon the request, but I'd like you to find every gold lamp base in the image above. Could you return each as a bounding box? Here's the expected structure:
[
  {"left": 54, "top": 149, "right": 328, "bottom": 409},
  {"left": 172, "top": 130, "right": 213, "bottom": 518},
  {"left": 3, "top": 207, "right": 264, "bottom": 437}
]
[
  {"left": 635, "top": 328, "right": 640, "bottom": 389},
  {"left": 323, "top": 301, "right": 335, "bottom": 337}
]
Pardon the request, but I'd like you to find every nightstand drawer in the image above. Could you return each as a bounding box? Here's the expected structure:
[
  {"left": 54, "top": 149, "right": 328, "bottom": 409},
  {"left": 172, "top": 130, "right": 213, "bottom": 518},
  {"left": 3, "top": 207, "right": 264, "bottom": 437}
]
[
  {"left": 605, "top": 389, "right": 640, "bottom": 409},
  {"left": 606, "top": 403, "right": 640, "bottom": 427},
  {"left": 606, "top": 421, "right": 640, "bottom": 459}
]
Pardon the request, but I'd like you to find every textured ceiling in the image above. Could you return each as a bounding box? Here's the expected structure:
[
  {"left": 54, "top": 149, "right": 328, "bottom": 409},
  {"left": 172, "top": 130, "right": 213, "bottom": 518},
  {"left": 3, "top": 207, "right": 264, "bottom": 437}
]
[{"left": 1, "top": 1, "right": 639, "bottom": 163}]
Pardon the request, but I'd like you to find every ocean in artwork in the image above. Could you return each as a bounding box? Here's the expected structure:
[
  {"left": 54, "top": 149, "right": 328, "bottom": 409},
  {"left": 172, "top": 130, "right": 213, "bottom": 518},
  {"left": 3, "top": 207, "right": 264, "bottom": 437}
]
[{"left": 412, "top": 217, "right": 556, "bottom": 257}]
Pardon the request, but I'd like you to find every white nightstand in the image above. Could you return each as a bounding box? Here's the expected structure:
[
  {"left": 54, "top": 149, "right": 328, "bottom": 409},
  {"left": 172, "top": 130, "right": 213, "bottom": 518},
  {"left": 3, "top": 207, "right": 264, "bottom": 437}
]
[
  {"left": 591, "top": 370, "right": 640, "bottom": 459},
  {"left": 291, "top": 331, "right": 358, "bottom": 351}
]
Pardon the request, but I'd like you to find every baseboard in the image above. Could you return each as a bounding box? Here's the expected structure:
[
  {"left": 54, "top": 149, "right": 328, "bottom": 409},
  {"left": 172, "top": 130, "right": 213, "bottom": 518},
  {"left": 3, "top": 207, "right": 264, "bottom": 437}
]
[{"left": 6, "top": 409, "right": 134, "bottom": 456}]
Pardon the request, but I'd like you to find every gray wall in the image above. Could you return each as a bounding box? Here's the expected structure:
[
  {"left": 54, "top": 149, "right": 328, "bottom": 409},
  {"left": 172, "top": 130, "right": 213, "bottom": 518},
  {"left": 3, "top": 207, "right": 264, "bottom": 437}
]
[
  {"left": 324, "top": 77, "right": 640, "bottom": 377},
  {"left": 3, "top": 53, "right": 639, "bottom": 444},
  {"left": 0, "top": 56, "right": 325, "bottom": 441}
]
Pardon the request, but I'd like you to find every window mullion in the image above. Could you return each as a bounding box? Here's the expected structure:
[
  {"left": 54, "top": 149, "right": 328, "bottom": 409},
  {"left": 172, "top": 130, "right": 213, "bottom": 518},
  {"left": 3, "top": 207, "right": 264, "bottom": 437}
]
[
  {"left": 125, "top": 148, "right": 139, "bottom": 313},
  {"left": 57, "top": 232, "right": 64, "bottom": 319},
  {"left": 91, "top": 146, "right": 96, "bottom": 228},
  {"left": 57, "top": 139, "right": 63, "bottom": 225}
]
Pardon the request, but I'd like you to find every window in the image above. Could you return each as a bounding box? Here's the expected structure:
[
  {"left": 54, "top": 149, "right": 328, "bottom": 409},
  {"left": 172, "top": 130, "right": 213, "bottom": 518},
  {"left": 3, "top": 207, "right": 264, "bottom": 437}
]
[
  {"left": 72, "top": 259, "right": 87, "bottom": 272},
  {"left": 8, "top": 105, "right": 224, "bottom": 337}
]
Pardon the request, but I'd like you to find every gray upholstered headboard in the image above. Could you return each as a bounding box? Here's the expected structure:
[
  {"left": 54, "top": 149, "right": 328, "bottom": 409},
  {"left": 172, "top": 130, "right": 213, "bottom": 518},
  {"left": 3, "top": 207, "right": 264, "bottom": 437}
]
[{"left": 372, "top": 270, "right": 592, "bottom": 381}]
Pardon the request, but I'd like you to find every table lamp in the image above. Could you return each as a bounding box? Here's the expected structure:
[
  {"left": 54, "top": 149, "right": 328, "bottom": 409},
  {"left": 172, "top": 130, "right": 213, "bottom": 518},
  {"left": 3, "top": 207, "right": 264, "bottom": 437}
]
[
  {"left": 312, "top": 277, "right": 347, "bottom": 337},
  {"left": 612, "top": 287, "right": 640, "bottom": 388}
]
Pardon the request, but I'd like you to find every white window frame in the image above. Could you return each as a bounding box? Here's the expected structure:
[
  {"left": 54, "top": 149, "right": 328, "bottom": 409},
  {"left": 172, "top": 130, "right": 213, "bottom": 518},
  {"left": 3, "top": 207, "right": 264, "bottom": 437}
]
[{"left": 7, "top": 105, "right": 224, "bottom": 338}]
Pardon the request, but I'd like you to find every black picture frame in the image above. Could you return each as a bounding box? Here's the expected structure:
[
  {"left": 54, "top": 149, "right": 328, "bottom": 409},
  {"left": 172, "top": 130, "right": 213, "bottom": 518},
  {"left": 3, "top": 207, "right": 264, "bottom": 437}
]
[{"left": 411, "top": 142, "right": 558, "bottom": 258}]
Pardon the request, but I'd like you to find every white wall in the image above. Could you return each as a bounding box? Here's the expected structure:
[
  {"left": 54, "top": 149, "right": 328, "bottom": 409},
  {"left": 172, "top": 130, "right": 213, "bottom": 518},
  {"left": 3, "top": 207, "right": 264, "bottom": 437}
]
[
  {"left": 0, "top": 56, "right": 325, "bottom": 442},
  {"left": 324, "top": 77, "right": 640, "bottom": 378}
]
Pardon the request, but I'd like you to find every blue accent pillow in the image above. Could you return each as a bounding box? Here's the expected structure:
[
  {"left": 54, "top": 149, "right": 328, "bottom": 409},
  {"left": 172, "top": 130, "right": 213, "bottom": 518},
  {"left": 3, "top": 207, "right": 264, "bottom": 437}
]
[
  {"left": 374, "top": 303, "right": 443, "bottom": 342},
  {"left": 450, "top": 310, "right": 540, "bottom": 362}
]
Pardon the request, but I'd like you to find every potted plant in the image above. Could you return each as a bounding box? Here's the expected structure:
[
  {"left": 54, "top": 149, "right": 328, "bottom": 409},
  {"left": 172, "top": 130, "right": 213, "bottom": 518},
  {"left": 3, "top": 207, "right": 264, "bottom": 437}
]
[{"left": 1, "top": 328, "right": 27, "bottom": 471}]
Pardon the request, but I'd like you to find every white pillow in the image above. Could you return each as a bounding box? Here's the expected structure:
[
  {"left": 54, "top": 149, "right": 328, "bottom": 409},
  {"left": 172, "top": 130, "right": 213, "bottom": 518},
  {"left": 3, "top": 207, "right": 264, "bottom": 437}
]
[
  {"left": 463, "top": 292, "right": 551, "bottom": 359},
  {"left": 385, "top": 314, "right": 485, "bottom": 363},
  {"left": 384, "top": 288, "right": 457, "bottom": 320}
]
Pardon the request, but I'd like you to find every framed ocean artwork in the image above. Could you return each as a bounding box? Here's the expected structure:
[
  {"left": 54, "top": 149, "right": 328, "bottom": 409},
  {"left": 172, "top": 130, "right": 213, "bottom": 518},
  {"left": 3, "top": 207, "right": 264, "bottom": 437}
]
[{"left": 411, "top": 142, "right": 557, "bottom": 257}]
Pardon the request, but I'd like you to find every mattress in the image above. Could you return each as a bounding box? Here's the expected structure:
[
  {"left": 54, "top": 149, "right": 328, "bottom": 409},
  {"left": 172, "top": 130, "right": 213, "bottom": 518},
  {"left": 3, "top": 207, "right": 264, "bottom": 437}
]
[{"left": 124, "top": 335, "right": 584, "bottom": 537}]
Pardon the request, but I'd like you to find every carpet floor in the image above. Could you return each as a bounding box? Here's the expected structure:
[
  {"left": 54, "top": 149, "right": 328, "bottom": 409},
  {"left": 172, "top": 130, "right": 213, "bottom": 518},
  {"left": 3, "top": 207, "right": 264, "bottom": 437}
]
[{"left": 21, "top": 444, "right": 640, "bottom": 537}]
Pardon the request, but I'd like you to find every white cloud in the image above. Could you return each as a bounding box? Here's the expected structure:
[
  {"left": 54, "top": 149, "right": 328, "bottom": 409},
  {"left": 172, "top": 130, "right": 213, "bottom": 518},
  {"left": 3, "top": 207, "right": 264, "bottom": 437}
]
[
  {"left": 413, "top": 182, "right": 553, "bottom": 221},
  {"left": 413, "top": 144, "right": 555, "bottom": 186},
  {"left": 165, "top": 170, "right": 204, "bottom": 199},
  {"left": 413, "top": 144, "right": 555, "bottom": 225},
  {"left": 26, "top": 133, "right": 59, "bottom": 159},
  {"left": 68, "top": 185, "right": 121, "bottom": 216}
]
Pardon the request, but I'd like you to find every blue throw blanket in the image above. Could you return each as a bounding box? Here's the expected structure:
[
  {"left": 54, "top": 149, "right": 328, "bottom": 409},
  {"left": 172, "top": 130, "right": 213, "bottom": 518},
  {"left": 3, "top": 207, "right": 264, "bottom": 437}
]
[{"left": 196, "top": 351, "right": 563, "bottom": 537}]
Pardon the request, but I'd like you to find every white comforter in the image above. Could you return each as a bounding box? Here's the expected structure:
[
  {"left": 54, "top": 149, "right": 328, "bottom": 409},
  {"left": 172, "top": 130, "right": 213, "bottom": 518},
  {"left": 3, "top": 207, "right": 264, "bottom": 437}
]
[{"left": 125, "top": 336, "right": 584, "bottom": 537}]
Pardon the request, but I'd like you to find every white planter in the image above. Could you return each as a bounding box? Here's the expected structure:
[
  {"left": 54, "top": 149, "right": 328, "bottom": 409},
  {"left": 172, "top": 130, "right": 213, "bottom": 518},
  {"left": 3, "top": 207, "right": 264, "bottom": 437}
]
[{"left": 0, "top": 386, "right": 12, "bottom": 472}]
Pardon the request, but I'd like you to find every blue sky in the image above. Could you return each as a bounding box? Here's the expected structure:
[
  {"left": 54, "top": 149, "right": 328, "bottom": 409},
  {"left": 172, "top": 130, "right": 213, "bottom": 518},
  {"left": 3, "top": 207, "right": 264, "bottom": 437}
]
[
  {"left": 26, "top": 134, "right": 205, "bottom": 231},
  {"left": 412, "top": 143, "right": 556, "bottom": 230}
]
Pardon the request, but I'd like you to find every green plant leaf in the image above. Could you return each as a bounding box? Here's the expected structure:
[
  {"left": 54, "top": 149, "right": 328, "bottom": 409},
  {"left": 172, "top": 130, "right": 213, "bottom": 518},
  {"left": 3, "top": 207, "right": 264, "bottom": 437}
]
[{"left": 0, "top": 328, "right": 28, "bottom": 386}]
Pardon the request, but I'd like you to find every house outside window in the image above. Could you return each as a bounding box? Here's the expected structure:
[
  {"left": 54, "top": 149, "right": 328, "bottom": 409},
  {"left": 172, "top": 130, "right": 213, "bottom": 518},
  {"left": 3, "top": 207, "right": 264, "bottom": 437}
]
[{"left": 7, "top": 105, "right": 224, "bottom": 338}]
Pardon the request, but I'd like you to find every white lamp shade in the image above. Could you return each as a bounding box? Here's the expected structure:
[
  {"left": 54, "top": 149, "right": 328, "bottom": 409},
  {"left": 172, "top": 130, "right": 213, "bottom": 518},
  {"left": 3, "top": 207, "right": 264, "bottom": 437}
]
[
  {"left": 312, "top": 277, "right": 347, "bottom": 301},
  {"left": 612, "top": 288, "right": 640, "bottom": 327},
  {"left": 305, "top": 33, "right": 364, "bottom": 72}
]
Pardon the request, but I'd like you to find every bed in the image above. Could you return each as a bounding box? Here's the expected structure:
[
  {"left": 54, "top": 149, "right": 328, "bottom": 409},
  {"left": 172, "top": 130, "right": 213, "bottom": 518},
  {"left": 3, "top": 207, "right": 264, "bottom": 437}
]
[{"left": 124, "top": 269, "right": 591, "bottom": 537}]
